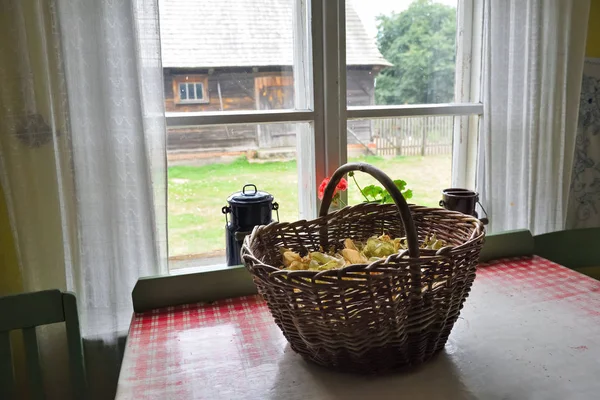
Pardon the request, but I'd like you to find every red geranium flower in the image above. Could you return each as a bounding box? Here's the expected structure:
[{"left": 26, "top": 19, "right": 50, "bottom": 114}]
[
  {"left": 318, "top": 178, "right": 330, "bottom": 200},
  {"left": 337, "top": 178, "right": 348, "bottom": 191},
  {"left": 318, "top": 177, "right": 348, "bottom": 200}
]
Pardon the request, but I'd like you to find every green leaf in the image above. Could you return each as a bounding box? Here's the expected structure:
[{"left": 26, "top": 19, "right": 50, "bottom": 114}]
[
  {"left": 362, "top": 185, "right": 384, "bottom": 199},
  {"left": 393, "top": 180, "right": 407, "bottom": 192},
  {"left": 359, "top": 179, "right": 414, "bottom": 204},
  {"left": 381, "top": 192, "right": 393, "bottom": 204}
]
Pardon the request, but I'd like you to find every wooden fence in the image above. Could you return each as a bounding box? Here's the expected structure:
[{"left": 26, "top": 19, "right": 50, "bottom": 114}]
[
  {"left": 167, "top": 116, "right": 454, "bottom": 159},
  {"left": 372, "top": 116, "right": 454, "bottom": 156}
]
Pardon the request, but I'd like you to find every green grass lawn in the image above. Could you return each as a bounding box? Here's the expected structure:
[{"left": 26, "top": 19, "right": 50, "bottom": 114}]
[{"left": 168, "top": 154, "right": 451, "bottom": 257}]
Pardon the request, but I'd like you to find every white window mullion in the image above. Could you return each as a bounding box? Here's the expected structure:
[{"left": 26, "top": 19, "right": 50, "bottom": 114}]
[
  {"left": 452, "top": 0, "right": 484, "bottom": 189},
  {"left": 295, "top": 0, "right": 320, "bottom": 219},
  {"left": 466, "top": 0, "right": 484, "bottom": 188},
  {"left": 337, "top": 0, "right": 347, "bottom": 170},
  {"left": 347, "top": 103, "right": 483, "bottom": 119},
  {"left": 165, "top": 109, "right": 314, "bottom": 127},
  {"left": 310, "top": 0, "right": 326, "bottom": 186},
  {"left": 322, "top": 0, "right": 344, "bottom": 178}
]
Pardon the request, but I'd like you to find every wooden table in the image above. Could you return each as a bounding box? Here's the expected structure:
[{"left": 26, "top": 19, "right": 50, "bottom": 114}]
[{"left": 116, "top": 256, "right": 600, "bottom": 399}]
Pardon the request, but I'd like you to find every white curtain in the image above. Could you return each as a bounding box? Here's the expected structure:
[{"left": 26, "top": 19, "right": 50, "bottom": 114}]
[
  {"left": 566, "top": 58, "right": 600, "bottom": 229},
  {"left": 476, "top": 0, "right": 590, "bottom": 235},
  {"left": 0, "top": 0, "right": 166, "bottom": 397}
]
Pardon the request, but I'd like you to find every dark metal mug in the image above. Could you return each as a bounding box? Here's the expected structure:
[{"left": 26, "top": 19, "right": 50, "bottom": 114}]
[{"left": 439, "top": 188, "right": 488, "bottom": 225}]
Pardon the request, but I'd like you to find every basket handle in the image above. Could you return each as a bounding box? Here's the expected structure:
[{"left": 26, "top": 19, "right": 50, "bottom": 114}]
[{"left": 319, "top": 162, "right": 420, "bottom": 258}]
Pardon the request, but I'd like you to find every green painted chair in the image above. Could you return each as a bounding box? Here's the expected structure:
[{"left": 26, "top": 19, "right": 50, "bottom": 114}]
[{"left": 0, "top": 290, "right": 87, "bottom": 399}]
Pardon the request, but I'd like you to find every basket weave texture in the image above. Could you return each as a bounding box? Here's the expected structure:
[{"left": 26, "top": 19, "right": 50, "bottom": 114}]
[{"left": 241, "top": 163, "right": 485, "bottom": 373}]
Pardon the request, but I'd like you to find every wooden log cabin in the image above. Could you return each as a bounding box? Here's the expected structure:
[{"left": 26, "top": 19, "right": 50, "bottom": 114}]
[{"left": 160, "top": 0, "right": 391, "bottom": 158}]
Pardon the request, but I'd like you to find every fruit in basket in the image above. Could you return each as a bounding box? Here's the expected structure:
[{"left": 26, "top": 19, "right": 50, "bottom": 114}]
[
  {"left": 280, "top": 233, "right": 448, "bottom": 270},
  {"left": 421, "top": 233, "right": 446, "bottom": 250},
  {"left": 340, "top": 248, "right": 367, "bottom": 264},
  {"left": 310, "top": 251, "right": 346, "bottom": 270},
  {"left": 363, "top": 235, "right": 397, "bottom": 258},
  {"left": 343, "top": 238, "right": 359, "bottom": 251},
  {"left": 282, "top": 250, "right": 302, "bottom": 267}
]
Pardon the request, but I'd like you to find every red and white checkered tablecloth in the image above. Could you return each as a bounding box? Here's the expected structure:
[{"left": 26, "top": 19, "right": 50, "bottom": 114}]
[
  {"left": 116, "top": 256, "right": 600, "bottom": 400},
  {"left": 477, "top": 256, "right": 600, "bottom": 318}
]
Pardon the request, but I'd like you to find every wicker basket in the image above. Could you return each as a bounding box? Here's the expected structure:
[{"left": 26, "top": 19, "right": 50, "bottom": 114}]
[{"left": 241, "top": 163, "right": 485, "bottom": 373}]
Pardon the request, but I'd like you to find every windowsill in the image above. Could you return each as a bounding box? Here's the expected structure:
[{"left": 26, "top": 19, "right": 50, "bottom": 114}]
[
  {"left": 168, "top": 261, "right": 237, "bottom": 276},
  {"left": 175, "top": 100, "right": 210, "bottom": 105},
  {"left": 168, "top": 251, "right": 230, "bottom": 275},
  {"left": 134, "top": 231, "right": 534, "bottom": 313},
  {"left": 133, "top": 262, "right": 256, "bottom": 313}
]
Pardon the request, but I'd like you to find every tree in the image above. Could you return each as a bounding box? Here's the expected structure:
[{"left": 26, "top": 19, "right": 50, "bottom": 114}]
[{"left": 375, "top": 0, "right": 456, "bottom": 105}]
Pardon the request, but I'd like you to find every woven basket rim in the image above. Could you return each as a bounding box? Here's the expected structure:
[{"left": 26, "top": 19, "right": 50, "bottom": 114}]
[
  {"left": 242, "top": 202, "right": 485, "bottom": 276},
  {"left": 252, "top": 202, "right": 483, "bottom": 230}
]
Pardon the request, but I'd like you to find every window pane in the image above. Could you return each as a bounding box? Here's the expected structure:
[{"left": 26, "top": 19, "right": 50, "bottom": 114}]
[
  {"left": 346, "top": 0, "right": 457, "bottom": 106},
  {"left": 179, "top": 83, "right": 187, "bottom": 100},
  {"left": 160, "top": 0, "right": 303, "bottom": 112},
  {"left": 168, "top": 122, "right": 308, "bottom": 269},
  {"left": 346, "top": 116, "right": 453, "bottom": 207},
  {"left": 187, "top": 82, "right": 196, "bottom": 99},
  {"left": 195, "top": 83, "right": 204, "bottom": 100}
]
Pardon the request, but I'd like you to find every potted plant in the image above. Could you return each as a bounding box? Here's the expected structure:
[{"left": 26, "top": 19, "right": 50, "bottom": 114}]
[{"left": 318, "top": 171, "right": 413, "bottom": 205}]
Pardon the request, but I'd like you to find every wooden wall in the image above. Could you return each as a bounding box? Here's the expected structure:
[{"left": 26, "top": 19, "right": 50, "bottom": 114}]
[
  {"left": 164, "top": 68, "right": 377, "bottom": 153},
  {"left": 164, "top": 69, "right": 262, "bottom": 112},
  {"left": 167, "top": 125, "right": 257, "bottom": 152},
  {"left": 346, "top": 69, "right": 374, "bottom": 146}
]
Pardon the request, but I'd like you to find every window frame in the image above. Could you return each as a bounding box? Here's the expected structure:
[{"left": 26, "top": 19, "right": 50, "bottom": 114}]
[
  {"left": 173, "top": 74, "right": 210, "bottom": 104},
  {"left": 164, "top": 0, "right": 484, "bottom": 276}
]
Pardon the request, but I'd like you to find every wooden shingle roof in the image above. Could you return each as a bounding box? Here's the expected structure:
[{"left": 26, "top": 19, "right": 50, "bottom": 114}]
[{"left": 159, "top": 0, "right": 391, "bottom": 68}]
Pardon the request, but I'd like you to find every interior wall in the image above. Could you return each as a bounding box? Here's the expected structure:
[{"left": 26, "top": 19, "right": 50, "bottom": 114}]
[{"left": 0, "top": 185, "right": 21, "bottom": 296}]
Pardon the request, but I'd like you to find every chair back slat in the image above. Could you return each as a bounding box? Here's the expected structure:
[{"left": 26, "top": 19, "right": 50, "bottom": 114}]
[
  {"left": 63, "top": 292, "right": 87, "bottom": 398},
  {"left": 0, "top": 331, "right": 15, "bottom": 399},
  {"left": 0, "top": 290, "right": 86, "bottom": 398},
  {"left": 22, "top": 327, "right": 45, "bottom": 400},
  {"left": 0, "top": 290, "right": 64, "bottom": 332}
]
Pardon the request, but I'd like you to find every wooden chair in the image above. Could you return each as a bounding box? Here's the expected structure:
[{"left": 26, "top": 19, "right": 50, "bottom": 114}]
[{"left": 0, "top": 290, "right": 86, "bottom": 399}]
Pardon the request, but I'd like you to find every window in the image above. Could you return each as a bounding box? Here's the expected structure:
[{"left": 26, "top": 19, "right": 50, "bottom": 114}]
[
  {"left": 173, "top": 75, "right": 209, "bottom": 104},
  {"left": 179, "top": 82, "right": 204, "bottom": 101},
  {"left": 160, "top": 0, "right": 483, "bottom": 271}
]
